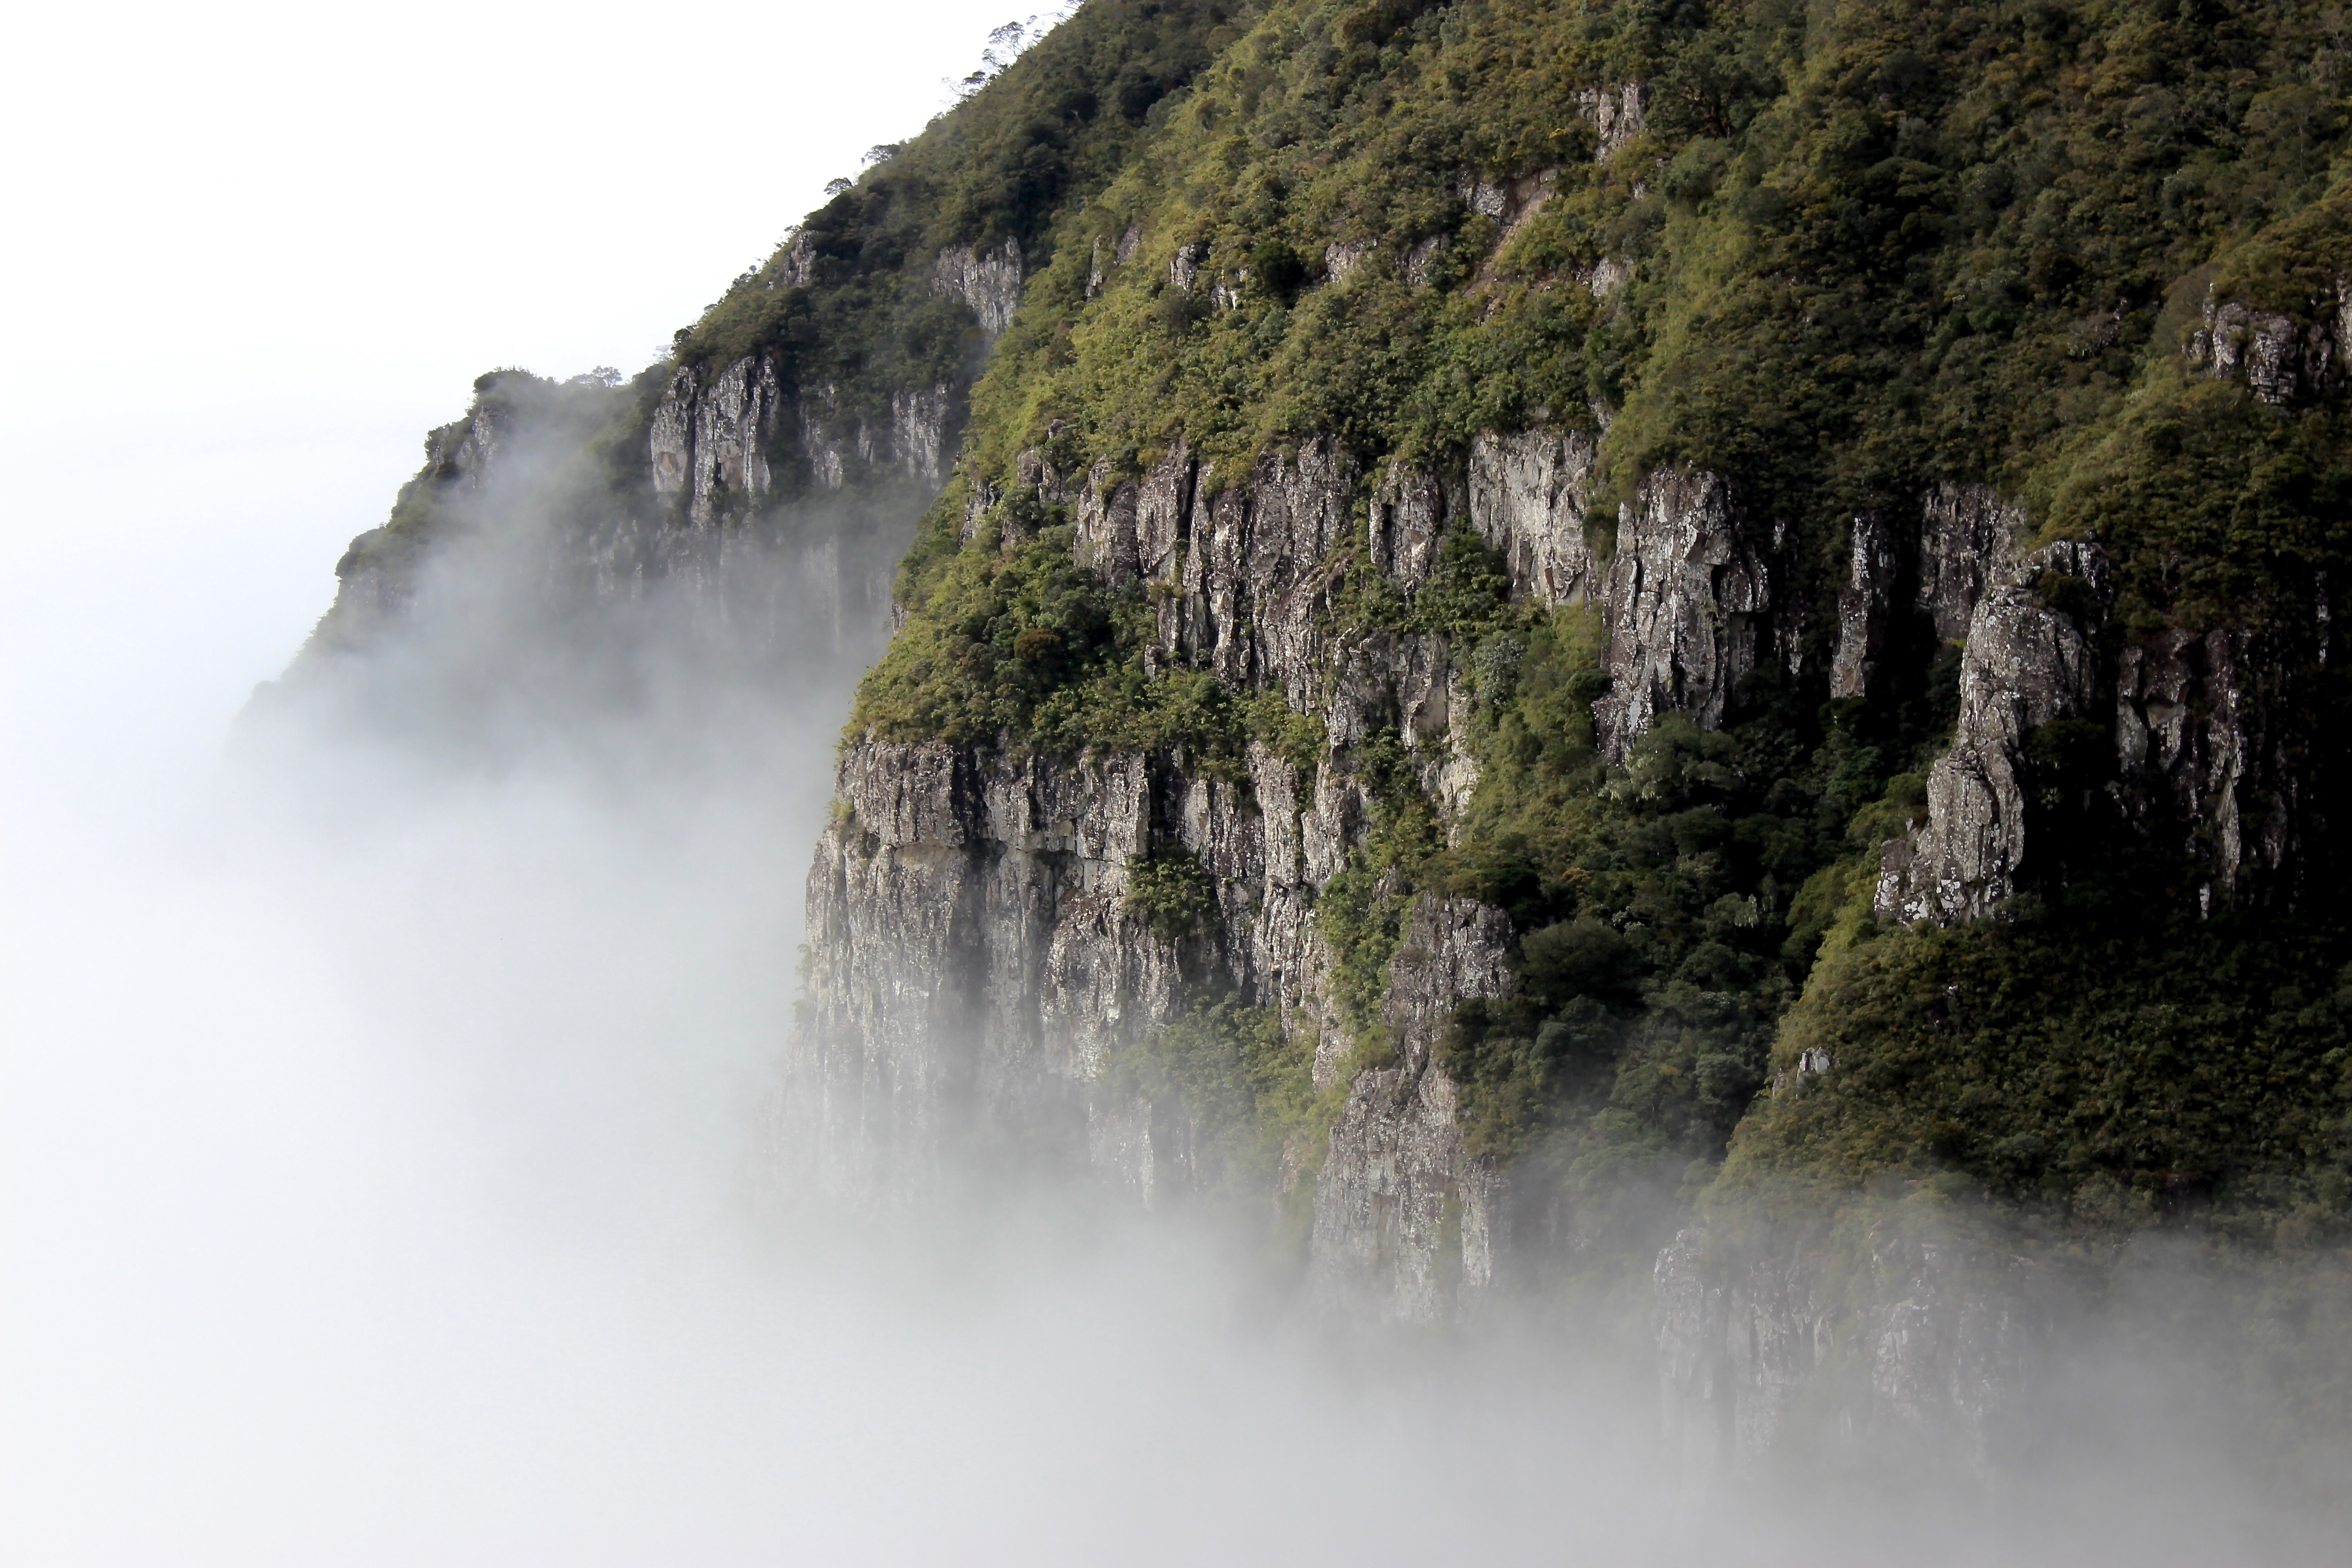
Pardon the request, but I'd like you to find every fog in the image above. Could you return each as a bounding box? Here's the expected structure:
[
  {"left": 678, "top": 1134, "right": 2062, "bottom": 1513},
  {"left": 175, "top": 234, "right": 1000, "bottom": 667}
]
[
  {"left": 0, "top": 407, "right": 1672, "bottom": 1565},
  {"left": 7, "top": 416, "right": 2348, "bottom": 1568},
  {"left": 4, "top": 7, "right": 2347, "bottom": 1563}
]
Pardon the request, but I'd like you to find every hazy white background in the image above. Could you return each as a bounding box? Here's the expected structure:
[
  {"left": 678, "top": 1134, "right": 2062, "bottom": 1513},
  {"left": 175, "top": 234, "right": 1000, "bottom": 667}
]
[
  {"left": 2, "top": 4, "right": 2339, "bottom": 1563},
  {"left": 2, "top": 0, "right": 1056, "bottom": 715}
]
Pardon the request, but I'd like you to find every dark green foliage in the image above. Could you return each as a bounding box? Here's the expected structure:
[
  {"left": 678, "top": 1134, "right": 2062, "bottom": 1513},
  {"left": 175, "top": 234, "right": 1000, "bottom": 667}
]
[
  {"left": 1730, "top": 907, "right": 2352, "bottom": 1245},
  {"left": 1434, "top": 701, "right": 1906, "bottom": 1170},
  {"left": 676, "top": 0, "right": 1238, "bottom": 470},
  {"left": 819, "top": 0, "right": 2352, "bottom": 1266},
  {"left": 1249, "top": 236, "right": 1308, "bottom": 299},
  {"left": 1126, "top": 847, "right": 1224, "bottom": 940}
]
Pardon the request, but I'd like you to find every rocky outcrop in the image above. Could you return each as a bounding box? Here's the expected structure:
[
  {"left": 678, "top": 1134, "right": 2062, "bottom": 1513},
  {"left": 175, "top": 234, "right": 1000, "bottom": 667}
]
[
  {"left": 1577, "top": 82, "right": 1647, "bottom": 159},
  {"left": 2115, "top": 626, "right": 2303, "bottom": 906},
  {"left": 933, "top": 238, "right": 1025, "bottom": 338},
  {"left": 652, "top": 358, "right": 784, "bottom": 525},
  {"left": 890, "top": 385, "right": 952, "bottom": 486},
  {"left": 1077, "top": 436, "right": 1360, "bottom": 703},
  {"left": 653, "top": 361, "right": 953, "bottom": 520},
  {"left": 1219, "top": 438, "right": 1359, "bottom": 702},
  {"left": 1595, "top": 466, "right": 1778, "bottom": 761},
  {"left": 1466, "top": 427, "right": 1599, "bottom": 608},
  {"left": 1656, "top": 1220, "right": 2038, "bottom": 1484},
  {"left": 1916, "top": 482, "right": 2025, "bottom": 645},
  {"left": 1369, "top": 458, "right": 1455, "bottom": 594},
  {"left": 781, "top": 729, "right": 1383, "bottom": 1205},
  {"left": 785, "top": 435, "right": 1535, "bottom": 1274},
  {"left": 1876, "top": 540, "right": 2115, "bottom": 924},
  {"left": 2185, "top": 279, "right": 2350, "bottom": 404},
  {"left": 1829, "top": 511, "right": 1900, "bottom": 701},
  {"left": 1311, "top": 897, "right": 1514, "bottom": 1325},
  {"left": 420, "top": 402, "right": 513, "bottom": 493},
  {"left": 789, "top": 431, "right": 1864, "bottom": 1303}
]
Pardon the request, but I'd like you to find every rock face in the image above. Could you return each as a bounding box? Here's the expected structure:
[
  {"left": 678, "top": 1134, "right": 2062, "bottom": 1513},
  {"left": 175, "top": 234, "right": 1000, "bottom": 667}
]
[
  {"left": 931, "top": 238, "right": 1025, "bottom": 338},
  {"left": 1577, "top": 81, "right": 1648, "bottom": 158},
  {"left": 1877, "top": 540, "right": 2114, "bottom": 923},
  {"left": 789, "top": 427, "right": 1833, "bottom": 1311},
  {"left": 1829, "top": 512, "right": 1900, "bottom": 701},
  {"left": 796, "top": 423, "right": 2326, "bottom": 1323},
  {"left": 652, "top": 358, "right": 784, "bottom": 524},
  {"left": 1311, "top": 897, "right": 1515, "bottom": 1324},
  {"left": 1915, "top": 482, "right": 2025, "bottom": 646},
  {"left": 652, "top": 359, "right": 953, "bottom": 522},
  {"left": 1595, "top": 466, "right": 1779, "bottom": 761},
  {"left": 782, "top": 731, "right": 1358, "bottom": 1205},
  {"left": 1466, "top": 427, "right": 1599, "bottom": 608},
  {"left": 1655, "top": 1220, "right": 2038, "bottom": 1482},
  {"left": 307, "top": 347, "right": 968, "bottom": 676},
  {"left": 1826, "top": 470, "right": 2319, "bottom": 923},
  {"left": 2185, "top": 279, "right": 2350, "bottom": 404},
  {"left": 2114, "top": 626, "right": 2304, "bottom": 905}
]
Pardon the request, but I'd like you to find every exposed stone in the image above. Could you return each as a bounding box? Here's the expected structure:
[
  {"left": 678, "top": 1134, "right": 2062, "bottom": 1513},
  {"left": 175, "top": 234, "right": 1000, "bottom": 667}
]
[
  {"left": 1577, "top": 82, "right": 1648, "bottom": 159},
  {"left": 2115, "top": 625, "right": 2300, "bottom": 904},
  {"left": 1467, "top": 427, "right": 1601, "bottom": 608},
  {"left": 1656, "top": 1220, "right": 2038, "bottom": 1486},
  {"left": 1455, "top": 167, "right": 1557, "bottom": 235},
  {"left": 1073, "top": 461, "right": 1143, "bottom": 586},
  {"left": 687, "top": 358, "right": 784, "bottom": 524},
  {"left": 1170, "top": 240, "right": 1208, "bottom": 292},
  {"left": 956, "top": 480, "right": 1002, "bottom": 546},
  {"left": 931, "top": 238, "right": 1025, "bottom": 338},
  {"left": 890, "top": 385, "right": 952, "bottom": 485},
  {"left": 1595, "top": 466, "right": 1774, "bottom": 761},
  {"left": 1171, "top": 438, "right": 1358, "bottom": 703},
  {"left": 1916, "top": 482, "right": 2025, "bottom": 645},
  {"left": 1368, "top": 458, "right": 1453, "bottom": 593},
  {"left": 1876, "top": 540, "right": 2114, "bottom": 924},
  {"left": 422, "top": 402, "right": 511, "bottom": 494},
  {"left": 1830, "top": 511, "right": 1901, "bottom": 701},
  {"left": 782, "top": 729, "right": 1382, "bottom": 1207},
  {"left": 2184, "top": 280, "right": 2349, "bottom": 404},
  {"left": 777, "top": 233, "right": 816, "bottom": 288},
  {"left": 1402, "top": 235, "right": 1444, "bottom": 288},
  {"left": 1311, "top": 896, "right": 1514, "bottom": 1325},
  {"left": 1578, "top": 256, "right": 1632, "bottom": 298}
]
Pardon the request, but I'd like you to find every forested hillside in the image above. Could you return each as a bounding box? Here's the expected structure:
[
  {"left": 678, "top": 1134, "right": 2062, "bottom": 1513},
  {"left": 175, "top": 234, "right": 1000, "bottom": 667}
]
[{"left": 291, "top": 0, "right": 2352, "bottom": 1461}]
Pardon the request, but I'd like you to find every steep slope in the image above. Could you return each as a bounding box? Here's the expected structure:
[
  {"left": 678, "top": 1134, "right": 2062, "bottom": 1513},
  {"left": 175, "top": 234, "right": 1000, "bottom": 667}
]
[
  {"left": 277, "top": 0, "right": 2352, "bottom": 1475},
  {"left": 273, "top": 1, "right": 1242, "bottom": 738},
  {"left": 783, "top": 0, "right": 2352, "bottom": 1450}
]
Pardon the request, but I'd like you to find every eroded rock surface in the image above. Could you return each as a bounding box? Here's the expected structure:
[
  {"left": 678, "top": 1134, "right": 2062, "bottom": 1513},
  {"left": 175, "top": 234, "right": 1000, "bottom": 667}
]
[
  {"left": 2186, "top": 279, "right": 2350, "bottom": 405},
  {"left": 1656, "top": 1221, "right": 2038, "bottom": 1485},
  {"left": 1877, "top": 540, "right": 2114, "bottom": 923},
  {"left": 1467, "top": 427, "right": 1600, "bottom": 608},
  {"left": 1311, "top": 897, "right": 1514, "bottom": 1325},
  {"left": 1830, "top": 511, "right": 1900, "bottom": 701},
  {"left": 2115, "top": 626, "right": 2303, "bottom": 904},
  {"left": 1596, "top": 466, "right": 1777, "bottom": 761},
  {"left": 931, "top": 238, "right": 1025, "bottom": 338}
]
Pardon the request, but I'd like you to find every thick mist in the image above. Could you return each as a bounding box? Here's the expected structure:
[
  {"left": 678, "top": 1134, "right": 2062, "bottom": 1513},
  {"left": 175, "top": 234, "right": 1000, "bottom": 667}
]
[
  {"left": 4, "top": 412, "right": 2346, "bottom": 1568},
  {"left": 5, "top": 7, "right": 2347, "bottom": 1554}
]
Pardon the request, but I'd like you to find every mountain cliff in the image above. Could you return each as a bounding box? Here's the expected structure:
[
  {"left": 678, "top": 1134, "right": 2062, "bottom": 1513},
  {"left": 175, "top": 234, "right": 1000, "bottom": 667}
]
[{"left": 282, "top": 0, "right": 2352, "bottom": 1477}]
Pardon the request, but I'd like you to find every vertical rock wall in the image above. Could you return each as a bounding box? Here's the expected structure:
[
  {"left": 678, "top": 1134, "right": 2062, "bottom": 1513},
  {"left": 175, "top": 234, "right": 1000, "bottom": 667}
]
[
  {"left": 791, "top": 427, "right": 1802, "bottom": 1309},
  {"left": 794, "top": 421, "right": 2324, "bottom": 1322},
  {"left": 1876, "top": 540, "right": 2115, "bottom": 923}
]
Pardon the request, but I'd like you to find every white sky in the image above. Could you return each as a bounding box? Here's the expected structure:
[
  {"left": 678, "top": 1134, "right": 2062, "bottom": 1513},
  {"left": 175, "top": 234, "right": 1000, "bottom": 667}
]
[
  {"left": 5, "top": 0, "right": 1037, "bottom": 411},
  {"left": 0, "top": 0, "right": 1039, "bottom": 731}
]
